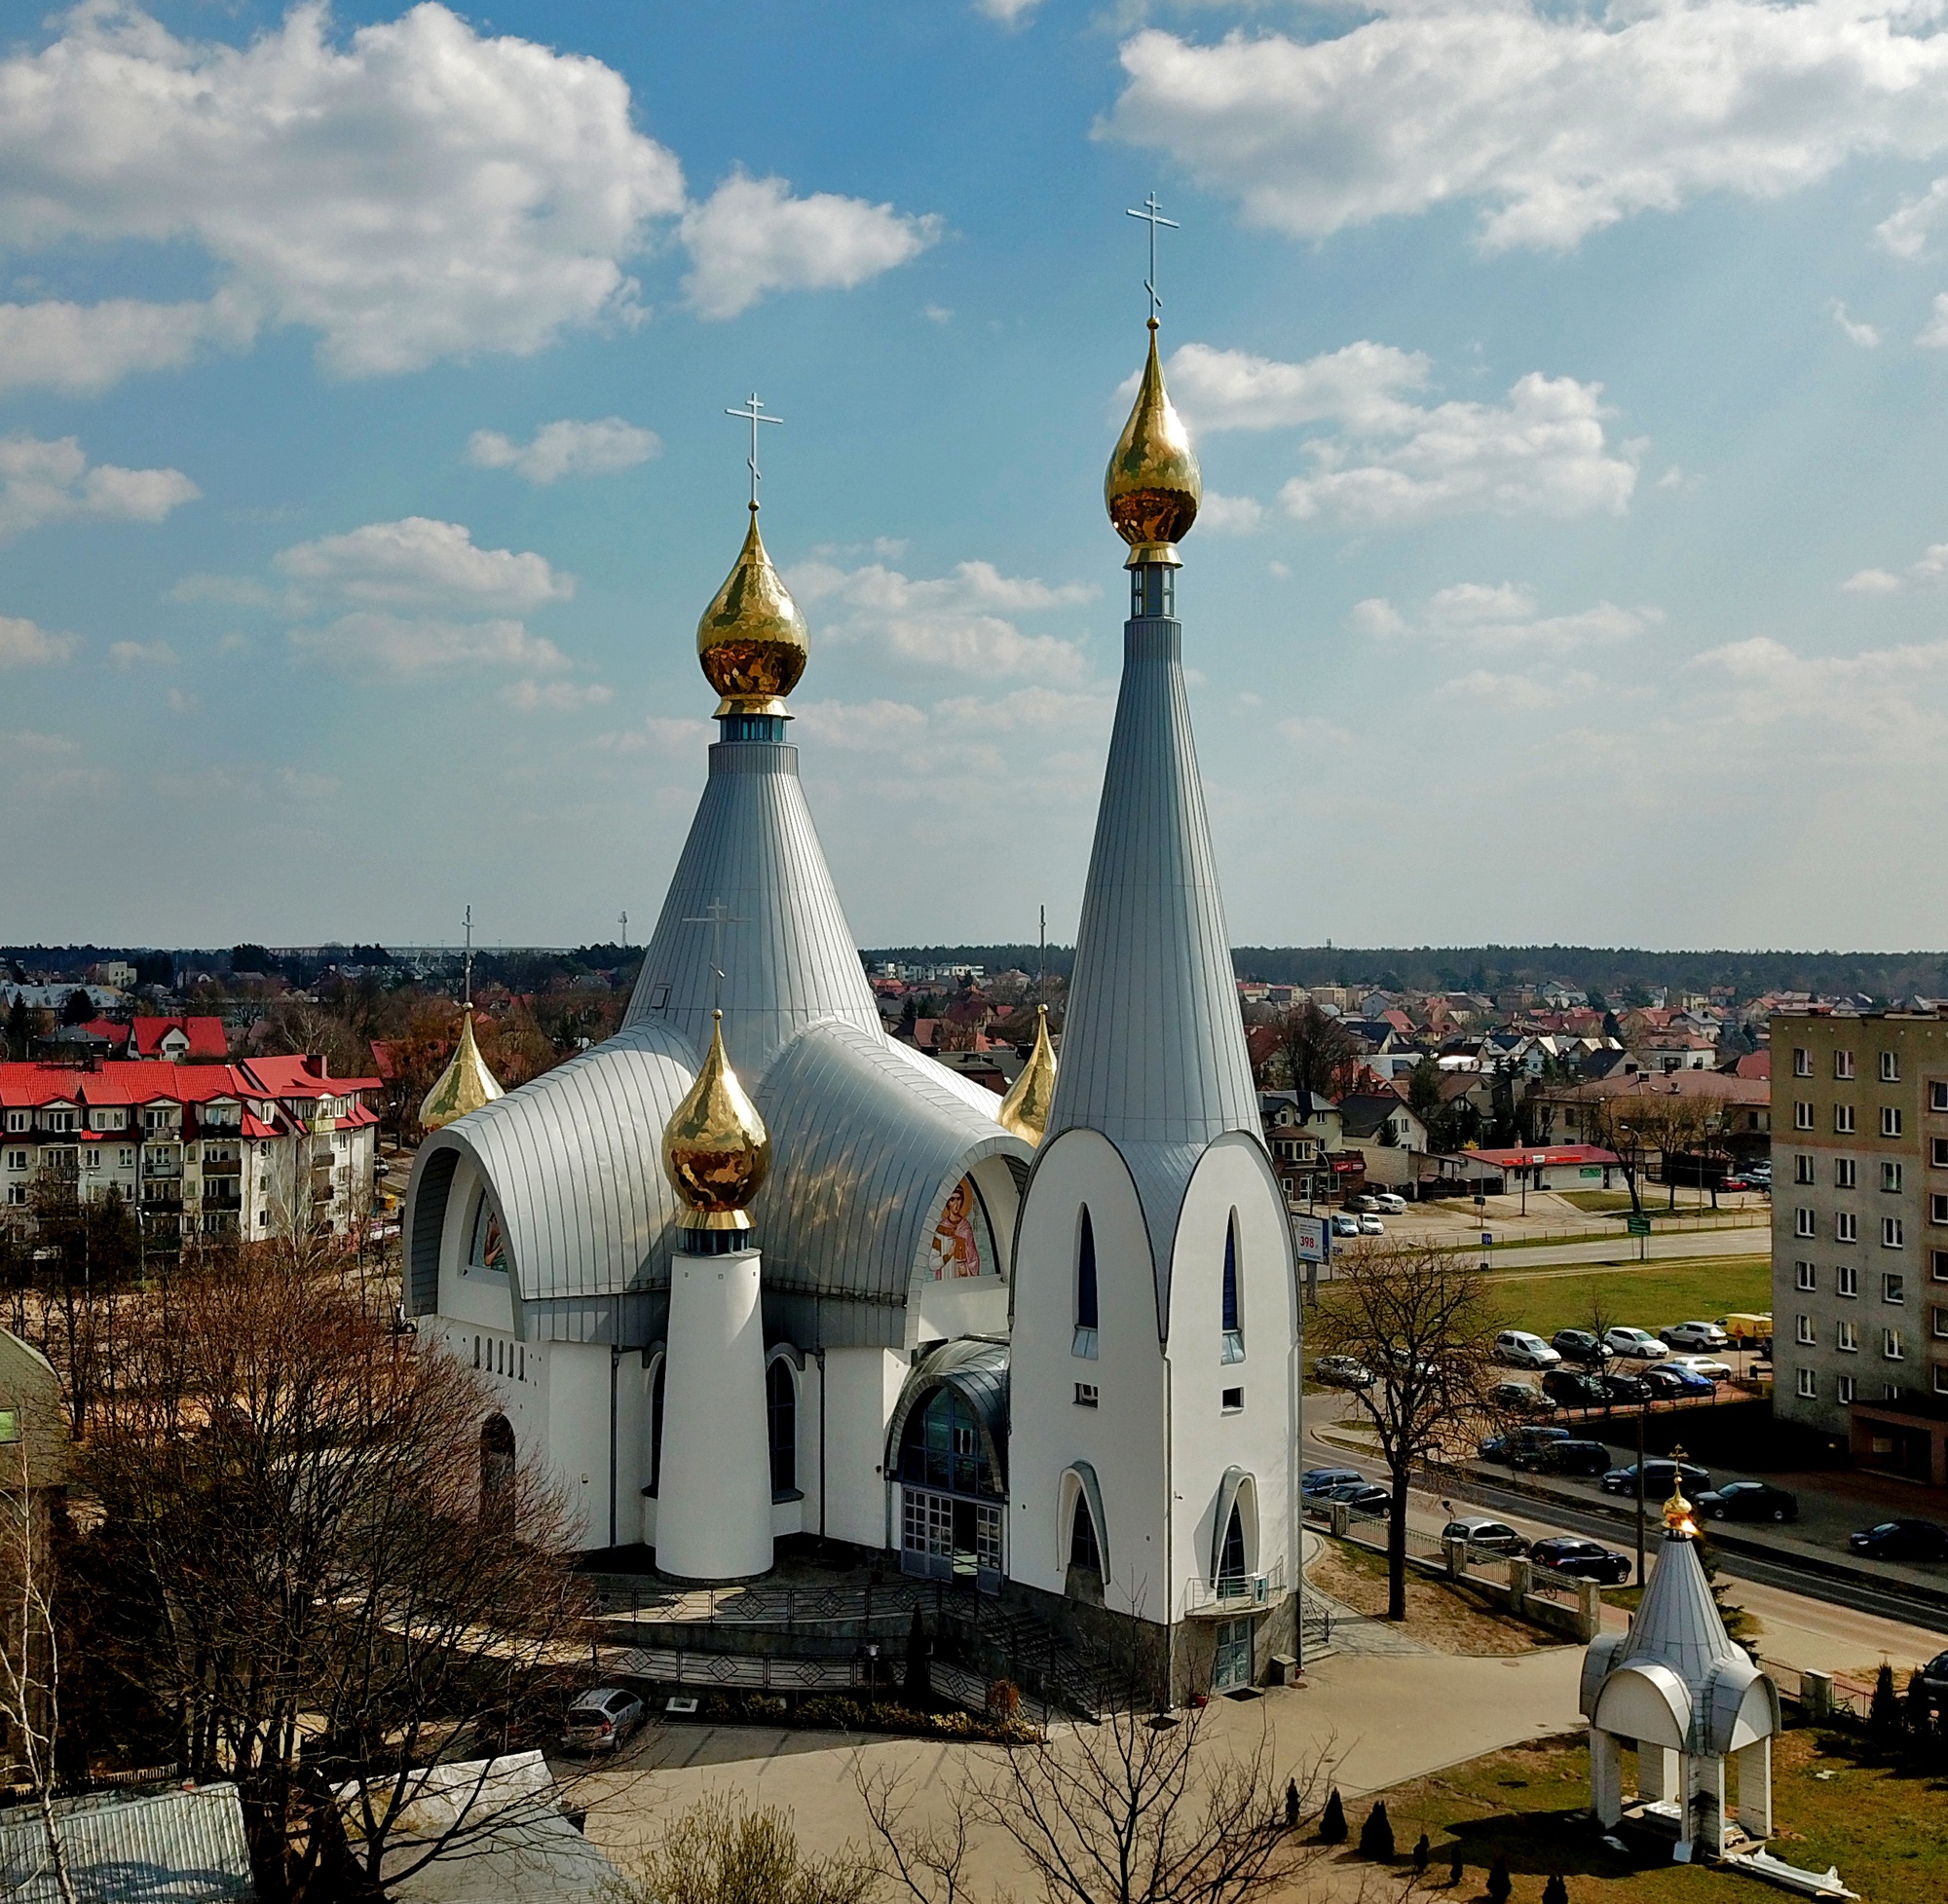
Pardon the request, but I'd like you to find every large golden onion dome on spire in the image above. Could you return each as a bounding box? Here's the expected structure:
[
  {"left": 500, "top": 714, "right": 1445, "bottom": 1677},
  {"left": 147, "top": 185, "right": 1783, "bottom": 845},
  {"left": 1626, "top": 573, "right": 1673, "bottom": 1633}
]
[
  {"left": 696, "top": 505, "right": 809, "bottom": 717},
  {"left": 995, "top": 1004, "right": 1058, "bottom": 1146},
  {"left": 419, "top": 1010, "right": 505, "bottom": 1132},
  {"left": 1105, "top": 320, "right": 1201, "bottom": 568},
  {"left": 662, "top": 1010, "right": 771, "bottom": 1228}
]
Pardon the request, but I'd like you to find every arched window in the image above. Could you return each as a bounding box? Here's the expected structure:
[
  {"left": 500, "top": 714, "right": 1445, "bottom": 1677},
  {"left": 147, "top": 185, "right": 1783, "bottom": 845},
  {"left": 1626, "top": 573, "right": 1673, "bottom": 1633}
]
[
  {"left": 1068, "top": 1490, "right": 1103, "bottom": 1578},
  {"left": 1218, "top": 1499, "right": 1247, "bottom": 1588},
  {"left": 479, "top": 1413, "right": 515, "bottom": 1537},
  {"left": 1221, "top": 1215, "right": 1244, "bottom": 1363},
  {"left": 1072, "top": 1208, "right": 1099, "bottom": 1359},
  {"left": 898, "top": 1388, "right": 1000, "bottom": 1499},
  {"left": 767, "top": 1358, "right": 797, "bottom": 1496},
  {"left": 468, "top": 1192, "right": 505, "bottom": 1272},
  {"left": 649, "top": 1357, "right": 666, "bottom": 1496}
]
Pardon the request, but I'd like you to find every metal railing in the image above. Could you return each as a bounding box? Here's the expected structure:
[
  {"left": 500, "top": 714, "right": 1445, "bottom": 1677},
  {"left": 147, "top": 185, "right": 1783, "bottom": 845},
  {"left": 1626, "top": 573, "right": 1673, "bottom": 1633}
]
[{"left": 1182, "top": 1556, "right": 1288, "bottom": 1615}]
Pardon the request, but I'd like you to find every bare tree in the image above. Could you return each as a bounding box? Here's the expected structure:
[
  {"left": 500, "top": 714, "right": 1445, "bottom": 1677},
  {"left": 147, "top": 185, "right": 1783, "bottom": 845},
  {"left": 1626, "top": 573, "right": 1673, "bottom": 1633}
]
[
  {"left": 1308, "top": 1241, "right": 1502, "bottom": 1622},
  {"left": 74, "top": 1247, "right": 593, "bottom": 1902},
  {"left": 1271, "top": 1005, "right": 1359, "bottom": 1104},
  {"left": 610, "top": 1793, "right": 879, "bottom": 1904}
]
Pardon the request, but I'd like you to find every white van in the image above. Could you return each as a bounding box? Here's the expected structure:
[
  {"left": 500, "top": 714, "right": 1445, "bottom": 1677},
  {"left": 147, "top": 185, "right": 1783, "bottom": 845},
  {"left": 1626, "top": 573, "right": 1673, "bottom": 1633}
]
[{"left": 1494, "top": 1329, "right": 1561, "bottom": 1370}]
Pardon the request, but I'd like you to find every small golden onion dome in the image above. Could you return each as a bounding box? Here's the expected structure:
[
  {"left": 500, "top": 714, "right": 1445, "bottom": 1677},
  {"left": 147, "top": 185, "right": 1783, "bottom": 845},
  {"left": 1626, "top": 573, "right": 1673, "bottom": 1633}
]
[
  {"left": 418, "top": 1010, "right": 505, "bottom": 1132},
  {"left": 1105, "top": 320, "right": 1201, "bottom": 568},
  {"left": 662, "top": 1010, "right": 771, "bottom": 1229},
  {"left": 1663, "top": 1451, "right": 1698, "bottom": 1538},
  {"left": 696, "top": 506, "right": 809, "bottom": 717},
  {"left": 995, "top": 1004, "right": 1058, "bottom": 1146}
]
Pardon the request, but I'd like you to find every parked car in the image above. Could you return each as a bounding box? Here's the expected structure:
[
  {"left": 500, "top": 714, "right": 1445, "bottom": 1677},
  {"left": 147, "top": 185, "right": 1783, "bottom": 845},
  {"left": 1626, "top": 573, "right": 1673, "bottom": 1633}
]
[
  {"left": 1373, "top": 1192, "right": 1408, "bottom": 1213},
  {"left": 1666, "top": 1354, "right": 1731, "bottom": 1382},
  {"left": 1479, "top": 1425, "right": 1570, "bottom": 1465},
  {"left": 1313, "top": 1355, "right": 1375, "bottom": 1390},
  {"left": 1597, "top": 1372, "right": 1651, "bottom": 1406},
  {"left": 1600, "top": 1458, "right": 1712, "bottom": 1497},
  {"left": 1442, "top": 1516, "right": 1529, "bottom": 1556},
  {"left": 1550, "top": 1329, "right": 1614, "bottom": 1366},
  {"left": 1359, "top": 1213, "right": 1386, "bottom": 1236},
  {"left": 1494, "top": 1329, "right": 1562, "bottom": 1370},
  {"left": 1914, "top": 1648, "right": 1948, "bottom": 1714},
  {"left": 1602, "top": 1326, "right": 1668, "bottom": 1361},
  {"left": 1349, "top": 1194, "right": 1378, "bottom": 1212},
  {"left": 1720, "top": 1176, "right": 1750, "bottom": 1193},
  {"left": 561, "top": 1688, "right": 647, "bottom": 1753},
  {"left": 1330, "top": 1213, "right": 1362, "bottom": 1237},
  {"left": 1742, "top": 1164, "right": 1773, "bottom": 1185},
  {"left": 1530, "top": 1537, "right": 1632, "bottom": 1585},
  {"left": 1850, "top": 1518, "right": 1948, "bottom": 1561},
  {"left": 1717, "top": 1313, "right": 1773, "bottom": 1350},
  {"left": 1542, "top": 1369, "right": 1610, "bottom": 1409},
  {"left": 1640, "top": 1363, "right": 1714, "bottom": 1400},
  {"left": 1694, "top": 1480, "right": 1798, "bottom": 1523},
  {"left": 1529, "top": 1438, "right": 1613, "bottom": 1477},
  {"left": 1301, "top": 1467, "right": 1367, "bottom": 1499},
  {"left": 1659, "top": 1321, "right": 1732, "bottom": 1352},
  {"left": 1325, "top": 1481, "right": 1391, "bottom": 1516},
  {"left": 1488, "top": 1380, "right": 1553, "bottom": 1415}
]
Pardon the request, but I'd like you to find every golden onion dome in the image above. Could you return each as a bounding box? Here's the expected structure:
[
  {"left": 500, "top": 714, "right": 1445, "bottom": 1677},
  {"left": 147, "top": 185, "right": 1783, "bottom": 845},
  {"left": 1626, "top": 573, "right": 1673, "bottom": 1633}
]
[
  {"left": 418, "top": 1010, "right": 505, "bottom": 1132},
  {"left": 1105, "top": 320, "right": 1201, "bottom": 567},
  {"left": 995, "top": 1004, "right": 1058, "bottom": 1146},
  {"left": 695, "top": 505, "right": 809, "bottom": 717},
  {"left": 1663, "top": 1449, "right": 1698, "bottom": 1538},
  {"left": 661, "top": 1010, "right": 770, "bottom": 1229}
]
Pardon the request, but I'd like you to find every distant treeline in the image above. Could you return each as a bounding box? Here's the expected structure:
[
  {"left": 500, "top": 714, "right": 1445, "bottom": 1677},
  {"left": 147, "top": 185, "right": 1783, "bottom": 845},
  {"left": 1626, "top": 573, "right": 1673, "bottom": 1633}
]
[{"left": 867, "top": 943, "right": 1948, "bottom": 1004}]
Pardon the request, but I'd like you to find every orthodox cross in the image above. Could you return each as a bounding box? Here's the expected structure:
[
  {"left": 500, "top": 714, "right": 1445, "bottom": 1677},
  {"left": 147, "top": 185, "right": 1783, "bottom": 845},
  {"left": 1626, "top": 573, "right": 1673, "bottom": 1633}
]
[
  {"left": 726, "top": 392, "right": 783, "bottom": 509},
  {"left": 684, "top": 897, "right": 746, "bottom": 1011},
  {"left": 1126, "top": 192, "right": 1179, "bottom": 324},
  {"left": 462, "top": 904, "right": 474, "bottom": 1010}
]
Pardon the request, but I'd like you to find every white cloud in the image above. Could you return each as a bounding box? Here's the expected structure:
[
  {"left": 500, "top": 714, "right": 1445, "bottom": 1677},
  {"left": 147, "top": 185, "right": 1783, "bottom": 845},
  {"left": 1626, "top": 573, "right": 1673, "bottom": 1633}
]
[
  {"left": 1877, "top": 178, "right": 1948, "bottom": 259},
  {"left": 0, "top": 293, "right": 252, "bottom": 393},
  {"left": 791, "top": 558, "right": 1097, "bottom": 679},
  {"left": 1830, "top": 301, "right": 1881, "bottom": 348},
  {"left": 1153, "top": 342, "right": 1637, "bottom": 525},
  {"left": 1833, "top": 530, "right": 1948, "bottom": 592},
  {"left": 929, "top": 687, "right": 1110, "bottom": 729},
  {"left": 1442, "top": 667, "right": 1603, "bottom": 711},
  {"left": 0, "top": 4, "right": 684, "bottom": 384},
  {"left": 1197, "top": 491, "right": 1266, "bottom": 534},
  {"left": 679, "top": 172, "right": 942, "bottom": 320},
  {"left": 289, "top": 613, "right": 569, "bottom": 679},
  {"left": 0, "top": 614, "right": 77, "bottom": 667},
  {"left": 0, "top": 432, "right": 199, "bottom": 537},
  {"left": 1, "top": 728, "right": 78, "bottom": 755},
  {"left": 977, "top": 0, "right": 1040, "bottom": 21},
  {"left": 1107, "top": 4, "right": 1948, "bottom": 250},
  {"left": 467, "top": 418, "right": 660, "bottom": 484},
  {"left": 1842, "top": 567, "right": 1901, "bottom": 593},
  {"left": 108, "top": 640, "right": 177, "bottom": 668},
  {"left": 273, "top": 518, "right": 573, "bottom": 614},
  {"left": 924, "top": 304, "right": 954, "bottom": 323},
  {"left": 1692, "top": 634, "right": 1948, "bottom": 746},
  {"left": 501, "top": 678, "right": 614, "bottom": 712},
  {"left": 1918, "top": 293, "right": 1948, "bottom": 348},
  {"left": 791, "top": 698, "right": 932, "bottom": 751},
  {"left": 1356, "top": 582, "right": 1659, "bottom": 652},
  {"left": 165, "top": 687, "right": 196, "bottom": 713}
]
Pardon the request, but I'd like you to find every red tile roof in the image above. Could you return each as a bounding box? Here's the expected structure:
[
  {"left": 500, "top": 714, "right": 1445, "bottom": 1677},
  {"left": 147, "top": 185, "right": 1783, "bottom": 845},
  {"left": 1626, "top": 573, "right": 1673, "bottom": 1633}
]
[
  {"left": 131, "top": 1016, "right": 228, "bottom": 1062},
  {"left": 240, "top": 1055, "right": 382, "bottom": 1098}
]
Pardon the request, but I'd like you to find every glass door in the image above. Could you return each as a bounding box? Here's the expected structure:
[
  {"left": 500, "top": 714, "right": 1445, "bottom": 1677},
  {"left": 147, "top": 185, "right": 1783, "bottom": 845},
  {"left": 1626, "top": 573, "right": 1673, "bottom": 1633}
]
[{"left": 1213, "top": 1616, "right": 1255, "bottom": 1693}]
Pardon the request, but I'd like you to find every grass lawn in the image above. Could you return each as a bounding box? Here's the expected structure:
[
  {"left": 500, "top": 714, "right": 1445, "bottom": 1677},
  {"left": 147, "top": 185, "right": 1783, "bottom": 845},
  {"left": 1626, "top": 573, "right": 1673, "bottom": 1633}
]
[
  {"left": 1334, "top": 1726, "right": 1945, "bottom": 1902},
  {"left": 1307, "top": 1535, "right": 1563, "bottom": 1659},
  {"left": 1480, "top": 1257, "right": 1771, "bottom": 1341}
]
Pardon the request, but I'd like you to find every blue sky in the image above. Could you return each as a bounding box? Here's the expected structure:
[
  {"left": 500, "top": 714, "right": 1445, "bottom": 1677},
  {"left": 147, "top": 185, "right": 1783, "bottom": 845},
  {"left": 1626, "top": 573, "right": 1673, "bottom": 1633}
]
[{"left": 7, "top": 0, "right": 1948, "bottom": 953}]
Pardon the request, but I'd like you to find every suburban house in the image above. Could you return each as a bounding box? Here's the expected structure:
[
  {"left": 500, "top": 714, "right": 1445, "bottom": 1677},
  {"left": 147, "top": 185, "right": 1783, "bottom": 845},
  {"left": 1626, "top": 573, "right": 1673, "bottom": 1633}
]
[{"left": 1336, "top": 1093, "right": 1430, "bottom": 1188}]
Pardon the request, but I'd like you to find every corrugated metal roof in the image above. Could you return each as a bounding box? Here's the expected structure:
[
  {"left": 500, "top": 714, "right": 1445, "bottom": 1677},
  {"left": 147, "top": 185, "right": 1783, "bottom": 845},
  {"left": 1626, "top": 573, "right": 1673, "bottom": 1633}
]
[{"left": 0, "top": 1782, "right": 253, "bottom": 1903}]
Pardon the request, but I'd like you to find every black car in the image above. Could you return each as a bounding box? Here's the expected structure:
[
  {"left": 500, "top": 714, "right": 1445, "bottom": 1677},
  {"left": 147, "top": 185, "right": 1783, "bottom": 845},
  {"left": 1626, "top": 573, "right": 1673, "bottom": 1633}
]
[
  {"left": 1694, "top": 1480, "right": 1799, "bottom": 1523},
  {"left": 1916, "top": 1649, "right": 1948, "bottom": 1714},
  {"left": 1301, "top": 1468, "right": 1366, "bottom": 1499},
  {"left": 1641, "top": 1363, "right": 1715, "bottom": 1399},
  {"left": 1543, "top": 1369, "right": 1610, "bottom": 1408},
  {"left": 1850, "top": 1518, "right": 1948, "bottom": 1561},
  {"left": 1598, "top": 1373, "right": 1651, "bottom": 1406},
  {"left": 1551, "top": 1329, "right": 1614, "bottom": 1366},
  {"left": 1526, "top": 1438, "right": 1613, "bottom": 1477},
  {"left": 1480, "top": 1425, "right": 1571, "bottom": 1465},
  {"left": 1325, "top": 1482, "right": 1391, "bottom": 1517},
  {"left": 1530, "top": 1537, "right": 1632, "bottom": 1585},
  {"left": 1600, "top": 1458, "right": 1712, "bottom": 1497}
]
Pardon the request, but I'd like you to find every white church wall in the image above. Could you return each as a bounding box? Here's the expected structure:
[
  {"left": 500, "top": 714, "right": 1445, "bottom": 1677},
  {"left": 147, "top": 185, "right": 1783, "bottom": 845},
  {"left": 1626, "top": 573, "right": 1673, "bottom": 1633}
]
[
  {"left": 821, "top": 1346, "right": 909, "bottom": 1550},
  {"left": 542, "top": 1340, "right": 641, "bottom": 1551},
  {"left": 1007, "top": 1128, "right": 1170, "bottom": 1616},
  {"left": 1164, "top": 1136, "right": 1299, "bottom": 1620}
]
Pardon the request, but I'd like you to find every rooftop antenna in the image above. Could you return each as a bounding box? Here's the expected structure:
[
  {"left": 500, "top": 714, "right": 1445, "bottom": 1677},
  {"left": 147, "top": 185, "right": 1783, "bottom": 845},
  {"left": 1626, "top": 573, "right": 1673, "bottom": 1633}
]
[
  {"left": 462, "top": 905, "right": 473, "bottom": 1011},
  {"left": 618, "top": 910, "right": 629, "bottom": 950},
  {"left": 684, "top": 896, "right": 746, "bottom": 1013},
  {"left": 1126, "top": 191, "right": 1179, "bottom": 325},
  {"left": 726, "top": 392, "right": 783, "bottom": 511}
]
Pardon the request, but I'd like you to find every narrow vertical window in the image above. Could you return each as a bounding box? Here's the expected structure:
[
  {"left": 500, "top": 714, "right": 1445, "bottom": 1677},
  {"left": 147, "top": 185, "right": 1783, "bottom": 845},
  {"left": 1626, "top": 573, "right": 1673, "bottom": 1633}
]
[
  {"left": 1072, "top": 1209, "right": 1099, "bottom": 1359},
  {"left": 649, "top": 1358, "right": 666, "bottom": 1494},
  {"left": 1069, "top": 1492, "right": 1103, "bottom": 1580},
  {"left": 1220, "top": 1216, "right": 1244, "bottom": 1363},
  {"left": 1218, "top": 1501, "right": 1247, "bottom": 1587},
  {"left": 767, "top": 1357, "right": 797, "bottom": 1496}
]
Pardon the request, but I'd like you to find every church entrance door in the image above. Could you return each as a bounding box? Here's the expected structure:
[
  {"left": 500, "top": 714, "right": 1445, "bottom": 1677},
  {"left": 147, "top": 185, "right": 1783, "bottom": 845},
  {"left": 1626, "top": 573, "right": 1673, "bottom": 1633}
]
[
  {"left": 900, "top": 1486, "right": 1002, "bottom": 1591},
  {"left": 1213, "top": 1616, "right": 1255, "bottom": 1693}
]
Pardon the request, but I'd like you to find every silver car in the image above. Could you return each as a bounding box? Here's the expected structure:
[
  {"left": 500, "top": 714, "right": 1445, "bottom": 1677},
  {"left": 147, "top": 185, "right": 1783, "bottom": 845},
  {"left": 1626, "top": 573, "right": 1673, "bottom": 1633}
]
[{"left": 561, "top": 1687, "right": 646, "bottom": 1753}]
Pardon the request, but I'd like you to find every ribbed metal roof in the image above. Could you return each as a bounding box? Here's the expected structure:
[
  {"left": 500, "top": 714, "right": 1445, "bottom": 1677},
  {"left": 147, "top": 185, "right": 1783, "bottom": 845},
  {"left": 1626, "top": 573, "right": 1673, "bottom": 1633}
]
[
  {"left": 1047, "top": 616, "right": 1257, "bottom": 1149},
  {"left": 756, "top": 1020, "right": 1030, "bottom": 1348},
  {"left": 0, "top": 1782, "right": 254, "bottom": 1902},
  {"left": 1614, "top": 1529, "right": 1746, "bottom": 1691},
  {"left": 623, "top": 736, "right": 882, "bottom": 1080}
]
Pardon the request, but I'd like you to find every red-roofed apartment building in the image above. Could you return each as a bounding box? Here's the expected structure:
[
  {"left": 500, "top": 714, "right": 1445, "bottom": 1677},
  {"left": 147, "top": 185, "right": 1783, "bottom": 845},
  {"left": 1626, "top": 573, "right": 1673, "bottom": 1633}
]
[{"left": 0, "top": 1053, "right": 380, "bottom": 1242}]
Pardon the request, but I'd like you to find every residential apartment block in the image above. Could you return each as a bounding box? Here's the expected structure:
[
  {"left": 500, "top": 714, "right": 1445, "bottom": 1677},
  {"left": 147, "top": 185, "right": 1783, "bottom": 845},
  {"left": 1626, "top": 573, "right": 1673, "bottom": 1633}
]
[
  {"left": 0, "top": 1054, "right": 380, "bottom": 1242},
  {"left": 1771, "top": 1010, "right": 1948, "bottom": 1485}
]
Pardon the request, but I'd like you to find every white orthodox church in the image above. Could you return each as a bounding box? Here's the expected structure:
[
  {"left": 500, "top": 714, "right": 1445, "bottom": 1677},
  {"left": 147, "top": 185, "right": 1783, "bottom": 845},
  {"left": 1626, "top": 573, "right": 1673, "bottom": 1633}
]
[{"left": 403, "top": 306, "right": 1300, "bottom": 1693}]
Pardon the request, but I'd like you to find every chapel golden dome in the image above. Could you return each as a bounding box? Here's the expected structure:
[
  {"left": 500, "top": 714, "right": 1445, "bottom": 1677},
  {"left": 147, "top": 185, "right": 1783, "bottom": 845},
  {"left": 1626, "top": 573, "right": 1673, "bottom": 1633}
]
[
  {"left": 1105, "top": 321, "right": 1201, "bottom": 567},
  {"left": 418, "top": 1010, "right": 505, "bottom": 1132},
  {"left": 696, "top": 506, "right": 809, "bottom": 717},
  {"left": 662, "top": 1010, "right": 771, "bottom": 1228},
  {"left": 995, "top": 1004, "right": 1058, "bottom": 1146},
  {"left": 1663, "top": 1449, "right": 1698, "bottom": 1538}
]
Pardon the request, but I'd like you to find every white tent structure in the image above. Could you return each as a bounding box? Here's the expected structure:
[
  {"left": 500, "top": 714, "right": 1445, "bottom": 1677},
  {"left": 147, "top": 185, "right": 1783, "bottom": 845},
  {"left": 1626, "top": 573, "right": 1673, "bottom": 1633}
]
[{"left": 1580, "top": 1475, "right": 1779, "bottom": 1857}]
